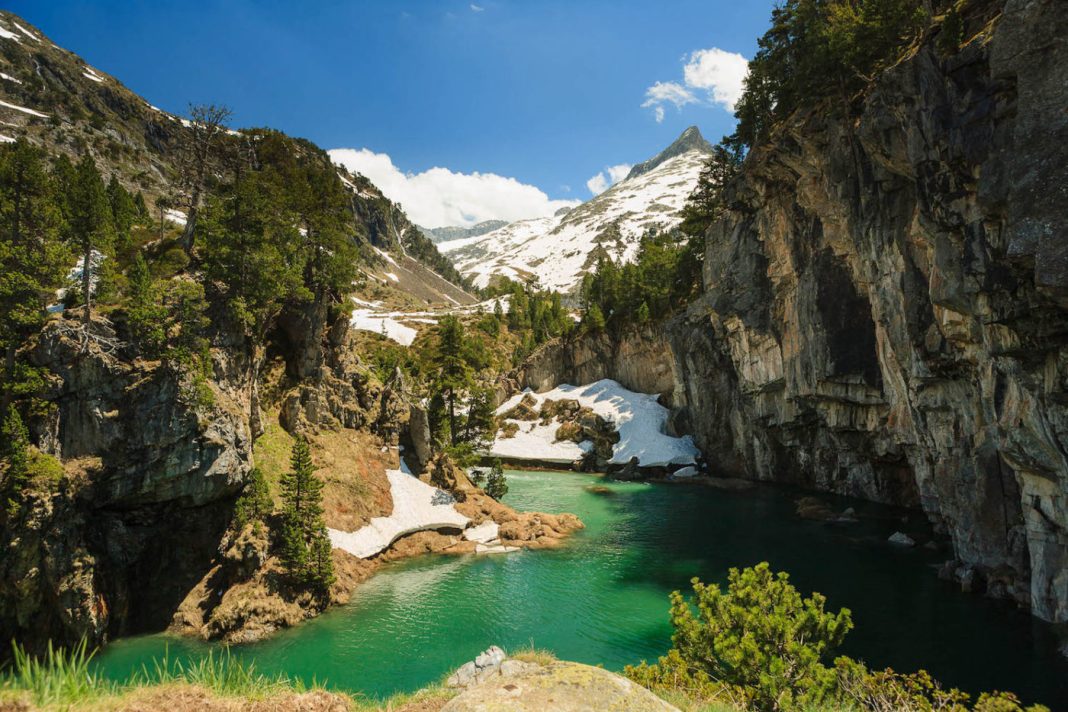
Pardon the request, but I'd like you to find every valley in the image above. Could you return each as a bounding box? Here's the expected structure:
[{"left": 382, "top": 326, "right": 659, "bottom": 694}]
[{"left": 0, "top": 1, "right": 1066, "bottom": 711}]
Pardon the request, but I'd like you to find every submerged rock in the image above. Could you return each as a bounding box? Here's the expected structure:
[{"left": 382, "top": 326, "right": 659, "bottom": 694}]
[{"left": 889, "top": 532, "right": 917, "bottom": 547}]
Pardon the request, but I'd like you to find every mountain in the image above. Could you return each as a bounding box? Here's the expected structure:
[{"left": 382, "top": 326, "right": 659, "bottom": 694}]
[
  {"left": 0, "top": 10, "right": 473, "bottom": 308},
  {"left": 440, "top": 126, "right": 714, "bottom": 292},
  {"left": 624, "top": 125, "right": 713, "bottom": 180},
  {"left": 418, "top": 220, "right": 509, "bottom": 244}
]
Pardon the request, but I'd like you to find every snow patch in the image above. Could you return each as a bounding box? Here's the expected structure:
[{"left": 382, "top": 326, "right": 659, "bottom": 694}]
[
  {"left": 328, "top": 466, "right": 470, "bottom": 559},
  {"left": 163, "top": 208, "right": 187, "bottom": 226},
  {"left": 11, "top": 22, "right": 39, "bottom": 42},
  {"left": 0, "top": 134, "right": 14, "bottom": 143},
  {"left": 0, "top": 99, "right": 48, "bottom": 118},
  {"left": 492, "top": 379, "right": 699, "bottom": 468},
  {"left": 0, "top": 72, "right": 21, "bottom": 84},
  {"left": 82, "top": 68, "right": 104, "bottom": 83},
  {"left": 0, "top": 23, "right": 21, "bottom": 42},
  {"left": 350, "top": 306, "right": 419, "bottom": 346}
]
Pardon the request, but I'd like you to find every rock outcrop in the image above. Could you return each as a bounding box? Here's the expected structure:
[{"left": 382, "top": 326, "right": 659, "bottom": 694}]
[
  {"left": 514, "top": 0, "right": 1068, "bottom": 624},
  {"left": 671, "top": 0, "right": 1068, "bottom": 622},
  {"left": 443, "top": 647, "right": 679, "bottom": 712}
]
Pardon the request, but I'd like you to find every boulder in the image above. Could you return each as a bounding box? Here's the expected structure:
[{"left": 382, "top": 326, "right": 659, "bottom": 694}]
[
  {"left": 888, "top": 531, "right": 916, "bottom": 547},
  {"left": 443, "top": 659, "right": 679, "bottom": 711}
]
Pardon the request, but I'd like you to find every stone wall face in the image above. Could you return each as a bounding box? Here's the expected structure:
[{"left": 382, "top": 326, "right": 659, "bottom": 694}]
[{"left": 520, "top": 1, "right": 1068, "bottom": 623}]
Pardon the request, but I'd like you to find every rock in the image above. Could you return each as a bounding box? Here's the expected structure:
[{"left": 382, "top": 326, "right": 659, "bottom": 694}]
[
  {"left": 407, "top": 403, "right": 433, "bottom": 472},
  {"left": 611, "top": 456, "right": 643, "bottom": 481},
  {"left": 447, "top": 645, "right": 507, "bottom": 688},
  {"left": 443, "top": 660, "right": 680, "bottom": 711},
  {"left": 510, "top": 1, "right": 1068, "bottom": 624},
  {"left": 889, "top": 532, "right": 916, "bottom": 547}
]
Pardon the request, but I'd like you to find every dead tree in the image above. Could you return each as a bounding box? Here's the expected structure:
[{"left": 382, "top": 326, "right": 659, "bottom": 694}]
[{"left": 178, "top": 103, "right": 232, "bottom": 256}]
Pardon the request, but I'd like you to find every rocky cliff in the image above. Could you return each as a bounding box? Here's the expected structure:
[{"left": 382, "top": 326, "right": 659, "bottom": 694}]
[{"left": 521, "top": 0, "right": 1068, "bottom": 624}]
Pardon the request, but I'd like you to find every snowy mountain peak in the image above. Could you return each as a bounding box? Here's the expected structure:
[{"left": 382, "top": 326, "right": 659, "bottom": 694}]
[
  {"left": 625, "top": 125, "right": 713, "bottom": 181},
  {"left": 441, "top": 130, "right": 714, "bottom": 293}
]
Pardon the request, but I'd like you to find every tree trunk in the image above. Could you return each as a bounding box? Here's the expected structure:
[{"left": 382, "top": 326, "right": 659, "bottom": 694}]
[
  {"left": 180, "top": 191, "right": 200, "bottom": 256},
  {"left": 81, "top": 243, "right": 92, "bottom": 350},
  {"left": 1, "top": 344, "right": 15, "bottom": 413},
  {"left": 448, "top": 391, "right": 457, "bottom": 446}
]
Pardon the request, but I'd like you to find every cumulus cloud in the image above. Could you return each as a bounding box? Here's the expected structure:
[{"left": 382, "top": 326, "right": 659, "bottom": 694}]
[
  {"left": 586, "top": 163, "right": 633, "bottom": 196},
  {"left": 329, "top": 148, "right": 579, "bottom": 229},
  {"left": 642, "top": 47, "right": 748, "bottom": 121}
]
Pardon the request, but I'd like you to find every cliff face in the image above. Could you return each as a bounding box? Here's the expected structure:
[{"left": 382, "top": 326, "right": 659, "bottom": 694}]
[
  {"left": 672, "top": 0, "right": 1068, "bottom": 622},
  {"left": 516, "top": 0, "right": 1068, "bottom": 623}
]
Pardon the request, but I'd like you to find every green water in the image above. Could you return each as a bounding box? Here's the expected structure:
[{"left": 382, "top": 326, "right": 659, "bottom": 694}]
[{"left": 94, "top": 469, "right": 1068, "bottom": 707}]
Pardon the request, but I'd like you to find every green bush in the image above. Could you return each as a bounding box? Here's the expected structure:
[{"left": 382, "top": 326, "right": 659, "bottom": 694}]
[{"left": 630, "top": 563, "right": 1050, "bottom": 712}]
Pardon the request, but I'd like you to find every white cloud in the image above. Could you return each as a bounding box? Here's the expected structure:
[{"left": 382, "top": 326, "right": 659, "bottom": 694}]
[
  {"left": 642, "top": 47, "right": 748, "bottom": 121},
  {"left": 329, "top": 148, "right": 579, "bottom": 229},
  {"left": 641, "top": 81, "right": 696, "bottom": 110},
  {"left": 470, "top": 3, "right": 484, "bottom": 11},
  {"left": 586, "top": 163, "right": 633, "bottom": 196},
  {"left": 682, "top": 48, "right": 748, "bottom": 110}
]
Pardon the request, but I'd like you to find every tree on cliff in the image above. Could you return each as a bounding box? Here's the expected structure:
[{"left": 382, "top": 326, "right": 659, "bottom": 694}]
[
  {"left": 278, "top": 436, "right": 335, "bottom": 594},
  {"left": 178, "top": 103, "right": 232, "bottom": 256},
  {"left": 0, "top": 404, "right": 30, "bottom": 512},
  {"left": 66, "top": 154, "right": 115, "bottom": 346},
  {"left": 233, "top": 466, "right": 272, "bottom": 532},
  {"left": 0, "top": 139, "right": 69, "bottom": 408},
  {"left": 430, "top": 315, "right": 473, "bottom": 446}
]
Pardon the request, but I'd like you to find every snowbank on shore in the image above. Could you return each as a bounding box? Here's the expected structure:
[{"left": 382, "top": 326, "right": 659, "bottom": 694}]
[
  {"left": 491, "top": 379, "right": 699, "bottom": 468},
  {"left": 328, "top": 460, "right": 470, "bottom": 558}
]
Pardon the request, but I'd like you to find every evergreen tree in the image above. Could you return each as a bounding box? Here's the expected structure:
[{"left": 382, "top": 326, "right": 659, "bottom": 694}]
[
  {"left": 178, "top": 103, "right": 232, "bottom": 255},
  {"left": 233, "top": 466, "right": 272, "bottom": 532},
  {"left": 133, "top": 191, "right": 149, "bottom": 222},
  {"left": 432, "top": 315, "right": 472, "bottom": 446},
  {"left": 67, "top": 154, "right": 115, "bottom": 344},
  {"left": 1, "top": 404, "right": 30, "bottom": 511},
  {"left": 484, "top": 458, "right": 508, "bottom": 501},
  {"left": 125, "top": 253, "right": 167, "bottom": 356},
  {"left": 106, "top": 175, "right": 136, "bottom": 258},
  {"left": 584, "top": 303, "right": 606, "bottom": 332},
  {"left": 0, "top": 140, "right": 69, "bottom": 407},
  {"left": 278, "top": 436, "right": 333, "bottom": 593}
]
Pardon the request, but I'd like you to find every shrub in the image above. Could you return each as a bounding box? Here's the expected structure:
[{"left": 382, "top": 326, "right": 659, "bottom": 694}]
[
  {"left": 483, "top": 458, "right": 508, "bottom": 501},
  {"left": 626, "top": 563, "right": 852, "bottom": 711},
  {"left": 233, "top": 467, "right": 273, "bottom": 531}
]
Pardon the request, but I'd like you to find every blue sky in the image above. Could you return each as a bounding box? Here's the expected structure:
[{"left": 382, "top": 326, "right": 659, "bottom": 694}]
[{"left": 8, "top": 1, "right": 775, "bottom": 226}]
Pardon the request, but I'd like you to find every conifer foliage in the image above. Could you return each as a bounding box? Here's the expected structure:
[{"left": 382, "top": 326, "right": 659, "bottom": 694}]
[{"left": 278, "top": 436, "right": 335, "bottom": 595}]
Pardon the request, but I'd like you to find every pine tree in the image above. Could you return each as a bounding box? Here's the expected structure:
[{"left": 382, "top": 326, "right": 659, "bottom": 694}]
[
  {"left": 0, "top": 140, "right": 69, "bottom": 407},
  {"left": 178, "top": 103, "right": 232, "bottom": 255},
  {"left": 106, "top": 175, "right": 136, "bottom": 257},
  {"left": 67, "top": 154, "right": 115, "bottom": 344},
  {"left": 484, "top": 458, "right": 508, "bottom": 501},
  {"left": 278, "top": 436, "right": 333, "bottom": 593},
  {"left": 1, "top": 404, "right": 30, "bottom": 510},
  {"left": 233, "top": 466, "right": 272, "bottom": 532},
  {"left": 133, "top": 191, "right": 149, "bottom": 221},
  {"left": 125, "top": 253, "right": 166, "bottom": 356},
  {"left": 584, "top": 303, "right": 606, "bottom": 332},
  {"left": 433, "top": 315, "right": 472, "bottom": 446}
]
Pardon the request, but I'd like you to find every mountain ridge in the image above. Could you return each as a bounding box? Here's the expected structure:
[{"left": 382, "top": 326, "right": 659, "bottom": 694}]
[{"left": 441, "top": 126, "right": 713, "bottom": 292}]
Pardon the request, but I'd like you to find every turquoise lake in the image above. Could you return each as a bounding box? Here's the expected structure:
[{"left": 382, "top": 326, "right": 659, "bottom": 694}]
[{"left": 93, "top": 469, "right": 1068, "bottom": 707}]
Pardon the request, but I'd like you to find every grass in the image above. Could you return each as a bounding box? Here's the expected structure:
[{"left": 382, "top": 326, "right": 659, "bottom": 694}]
[
  {"left": 252, "top": 416, "right": 295, "bottom": 501},
  {"left": 508, "top": 644, "right": 557, "bottom": 666},
  {"left": 3, "top": 639, "right": 115, "bottom": 708},
  {"left": 0, "top": 641, "right": 345, "bottom": 711}
]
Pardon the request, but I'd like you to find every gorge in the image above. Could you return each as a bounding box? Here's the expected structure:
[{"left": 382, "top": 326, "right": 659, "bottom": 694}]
[{"left": 1, "top": 0, "right": 1067, "bottom": 710}]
